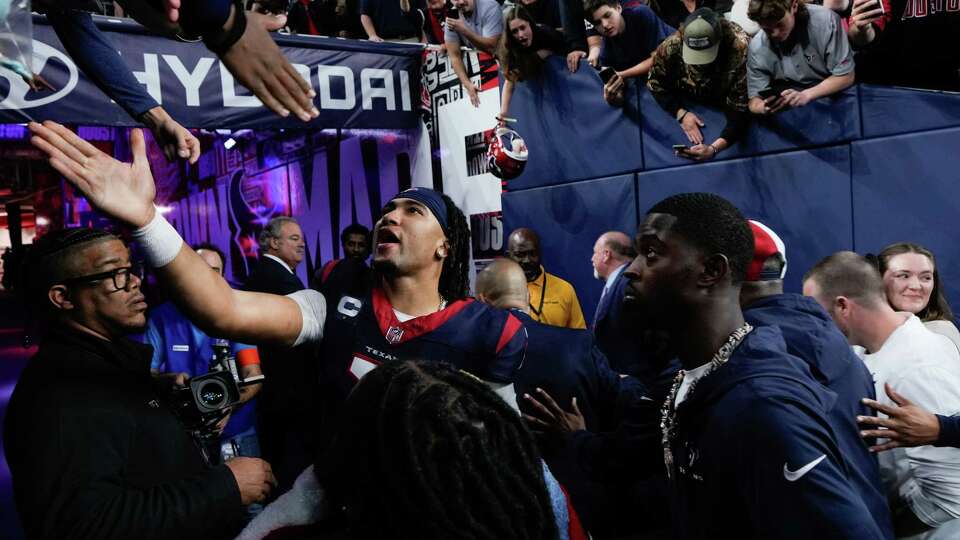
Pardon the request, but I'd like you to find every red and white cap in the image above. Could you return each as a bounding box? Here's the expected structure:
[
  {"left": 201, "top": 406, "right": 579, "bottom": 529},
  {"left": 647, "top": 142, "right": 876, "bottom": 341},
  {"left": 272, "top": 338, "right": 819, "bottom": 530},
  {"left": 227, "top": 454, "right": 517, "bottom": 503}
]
[{"left": 746, "top": 220, "right": 787, "bottom": 281}]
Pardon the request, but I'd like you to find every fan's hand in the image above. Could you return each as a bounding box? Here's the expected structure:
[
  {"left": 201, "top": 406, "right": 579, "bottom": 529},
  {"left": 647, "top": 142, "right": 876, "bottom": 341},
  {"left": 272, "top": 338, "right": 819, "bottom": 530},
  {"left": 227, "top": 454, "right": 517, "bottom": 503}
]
[{"left": 29, "top": 121, "right": 158, "bottom": 228}]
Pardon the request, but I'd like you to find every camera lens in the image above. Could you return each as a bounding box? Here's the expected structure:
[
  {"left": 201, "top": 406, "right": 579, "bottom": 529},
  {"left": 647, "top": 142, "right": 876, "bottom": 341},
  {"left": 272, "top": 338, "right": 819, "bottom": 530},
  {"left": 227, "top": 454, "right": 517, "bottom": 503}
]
[{"left": 196, "top": 380, "right": 228, "bottom": 409}]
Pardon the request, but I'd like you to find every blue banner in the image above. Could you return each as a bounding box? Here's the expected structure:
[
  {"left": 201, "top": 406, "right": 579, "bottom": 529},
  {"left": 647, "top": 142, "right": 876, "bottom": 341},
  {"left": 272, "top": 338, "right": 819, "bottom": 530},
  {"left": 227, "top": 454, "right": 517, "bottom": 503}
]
[{"left": 0, "top": 16, "right": 422, "bottom": 129}]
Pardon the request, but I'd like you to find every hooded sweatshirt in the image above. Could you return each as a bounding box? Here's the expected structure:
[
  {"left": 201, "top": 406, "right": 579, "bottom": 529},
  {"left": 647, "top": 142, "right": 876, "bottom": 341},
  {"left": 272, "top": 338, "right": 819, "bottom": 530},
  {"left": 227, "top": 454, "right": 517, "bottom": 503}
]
[
  {"left": 667, "top": 325, "right": 888, "bottom": 539},
  {"left": 744, "top": 293, "right": 894, "bottom": 538}
]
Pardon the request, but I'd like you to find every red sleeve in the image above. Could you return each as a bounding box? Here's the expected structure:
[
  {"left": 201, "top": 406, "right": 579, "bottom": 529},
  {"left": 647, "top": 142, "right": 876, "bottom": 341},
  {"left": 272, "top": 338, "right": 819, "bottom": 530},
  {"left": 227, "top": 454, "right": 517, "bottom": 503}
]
[{"left": 320, "top": 259, "right": 341, "bottom": 285}]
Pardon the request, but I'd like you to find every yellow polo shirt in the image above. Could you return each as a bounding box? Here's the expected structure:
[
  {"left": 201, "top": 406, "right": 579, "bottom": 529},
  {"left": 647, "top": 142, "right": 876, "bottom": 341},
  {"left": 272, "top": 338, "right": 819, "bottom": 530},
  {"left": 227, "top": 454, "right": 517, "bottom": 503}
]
[{"left": 527, "top": 267, "right": 586, "bottom": 329}]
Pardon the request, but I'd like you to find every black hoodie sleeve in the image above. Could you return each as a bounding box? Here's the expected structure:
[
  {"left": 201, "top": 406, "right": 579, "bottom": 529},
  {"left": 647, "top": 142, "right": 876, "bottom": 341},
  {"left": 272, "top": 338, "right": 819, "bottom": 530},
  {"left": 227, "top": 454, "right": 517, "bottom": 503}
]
[
  {"left": 560, "top": 0, "right": 589, "bottom": 52},
  {"left": 936, "top": 415, "right": 960, "bottom": 448}
]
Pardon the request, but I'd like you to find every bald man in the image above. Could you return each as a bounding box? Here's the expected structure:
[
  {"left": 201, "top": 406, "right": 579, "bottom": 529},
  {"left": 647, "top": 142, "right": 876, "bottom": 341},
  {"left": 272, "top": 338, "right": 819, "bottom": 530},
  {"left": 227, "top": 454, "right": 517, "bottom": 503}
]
[
  {"left": 506, "top": 228, "right": 586, "bottom": 329},
  {"left": 590, "top": 231, "right": 641, "bottom": 375},
  {"left": 476, "top": 259, "right": 662, "bottom": 538}
]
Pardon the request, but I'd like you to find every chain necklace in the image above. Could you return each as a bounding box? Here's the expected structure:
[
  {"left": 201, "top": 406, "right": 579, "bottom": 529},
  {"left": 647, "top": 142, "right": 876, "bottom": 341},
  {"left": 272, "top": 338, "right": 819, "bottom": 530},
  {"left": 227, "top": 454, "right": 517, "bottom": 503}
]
[
  {"left": 661, "top": 323, "right": 753, "bottom": 479},
  {"left": 438, "top": 295, "right": 447, "bottom": 311}
]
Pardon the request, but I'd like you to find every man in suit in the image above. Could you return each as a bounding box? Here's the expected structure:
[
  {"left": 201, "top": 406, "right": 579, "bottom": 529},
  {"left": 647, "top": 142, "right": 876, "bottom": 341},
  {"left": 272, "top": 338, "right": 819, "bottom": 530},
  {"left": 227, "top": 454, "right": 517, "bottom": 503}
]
[
  {"left": 590, "top": 232, "right": 646, "bottom": 374},
  {"left": 246, "top": 216, "right": 306, "bottom": 295},
  {"left": 244, "top": 216, "right": 312, "bottom": 494},
  {"left": 476, "top": 258, "right": 664, "bottom": 539}
]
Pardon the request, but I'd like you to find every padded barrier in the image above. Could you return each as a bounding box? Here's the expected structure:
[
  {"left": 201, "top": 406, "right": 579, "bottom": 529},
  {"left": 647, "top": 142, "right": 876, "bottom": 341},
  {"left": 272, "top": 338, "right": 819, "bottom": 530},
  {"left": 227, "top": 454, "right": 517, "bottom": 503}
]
[
  {"left": 502, "top": 58, "right": 960, "bottom": 316},
  {"left": 851, "top": 128, "right": 960, "bottom": 312},
  {"left": 501, "top": 174, "right": 638, "bottom": 322},
  {"left": 506, "top": 56, "right": 644, "bottom": 190},
  {"left": 859, "top": 85, "right": 960, "bottom": 139},
  {"left": 636, "top": 146, "right": 854, "bottom": 293}
]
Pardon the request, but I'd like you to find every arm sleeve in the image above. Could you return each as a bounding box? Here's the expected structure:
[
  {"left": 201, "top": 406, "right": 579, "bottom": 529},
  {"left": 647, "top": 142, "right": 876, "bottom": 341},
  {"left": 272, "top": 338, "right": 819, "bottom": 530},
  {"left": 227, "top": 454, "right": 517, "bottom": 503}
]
[
  {"left": 647, "top": 42, "right": 682, "bottom": 117},
  {"left": 289, "top": 289, "right": 327, "bottom": 346},
  {"left": 358, "top": 0, "right": 374, "bottom": 17},
  {"left": 734, "top": 395, "right": 885, "bottom": 539},
  {"left": 566, "top": 287, "right": 587, "bottom": 330},
  {"left": 746, "top": 41, "right": 771, "bottom": 98},
  {"left": 144, "top": 318, "right": 165, "bottom": 372},
  {"left": 824, "top": 11, "right": 855, "bottom": 76},
  {"left": 936, "top": 415, "right": 960, "bottom": 448},
  {"left": 445, "top": 24, "right": 461, "bottom": 44},
  {"left": 178, "top": 0, "right": 234, "bottom": 37},
  {"left": 46, "top": 10, "right": 159, "bottom": 119}
]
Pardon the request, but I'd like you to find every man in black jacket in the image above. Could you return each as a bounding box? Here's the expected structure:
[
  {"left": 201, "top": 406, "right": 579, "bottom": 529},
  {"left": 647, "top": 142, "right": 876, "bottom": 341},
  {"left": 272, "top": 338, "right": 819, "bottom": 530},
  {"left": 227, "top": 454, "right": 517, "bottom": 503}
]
[
  {"left": 244, "top": 216, "right": 315, "bottom": 494},
  {"left": 4, "top": 228, "right": 275, "bottom": 540}
]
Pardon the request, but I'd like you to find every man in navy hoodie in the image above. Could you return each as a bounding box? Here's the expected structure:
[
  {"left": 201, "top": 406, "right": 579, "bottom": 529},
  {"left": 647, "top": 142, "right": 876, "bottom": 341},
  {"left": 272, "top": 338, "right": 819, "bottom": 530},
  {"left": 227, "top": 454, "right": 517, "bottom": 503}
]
[
  {"left": 739, "top": 220, "right": 893, "bottom": 538},
  {"left": 622, "top": 193, "right": 888, "bottom": 539}
]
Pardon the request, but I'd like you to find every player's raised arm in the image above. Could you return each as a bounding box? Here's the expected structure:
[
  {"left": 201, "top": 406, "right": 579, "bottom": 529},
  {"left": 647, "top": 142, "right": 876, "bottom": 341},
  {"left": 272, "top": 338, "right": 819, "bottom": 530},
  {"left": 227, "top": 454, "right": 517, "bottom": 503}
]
[{"left": 28, "top": 121, "right": 318, "bottom": 347}]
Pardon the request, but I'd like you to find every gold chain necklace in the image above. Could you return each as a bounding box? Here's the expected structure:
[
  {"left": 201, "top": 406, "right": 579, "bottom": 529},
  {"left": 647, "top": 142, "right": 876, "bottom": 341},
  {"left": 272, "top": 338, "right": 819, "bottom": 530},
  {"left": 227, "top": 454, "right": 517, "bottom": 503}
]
[{"left": 661, "top": 323, "right": 753, "bottom": 479}]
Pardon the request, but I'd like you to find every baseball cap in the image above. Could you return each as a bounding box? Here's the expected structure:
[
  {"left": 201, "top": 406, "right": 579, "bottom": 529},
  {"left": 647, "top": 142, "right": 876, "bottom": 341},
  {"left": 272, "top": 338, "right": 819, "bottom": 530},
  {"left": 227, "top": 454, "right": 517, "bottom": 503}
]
[
  {"left": 682, "top": 8, "right": 721, "bottom": 65},
  {"left": 746, "top": 220, "right": 787, "bottom": 281}
]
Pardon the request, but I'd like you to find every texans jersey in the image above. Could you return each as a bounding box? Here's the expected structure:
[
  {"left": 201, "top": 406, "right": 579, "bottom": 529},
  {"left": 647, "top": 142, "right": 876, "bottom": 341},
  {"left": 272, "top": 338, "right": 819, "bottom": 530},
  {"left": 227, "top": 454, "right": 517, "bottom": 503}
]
[{"left": 317, "top": 286, "right": 527, "bottom": 409}]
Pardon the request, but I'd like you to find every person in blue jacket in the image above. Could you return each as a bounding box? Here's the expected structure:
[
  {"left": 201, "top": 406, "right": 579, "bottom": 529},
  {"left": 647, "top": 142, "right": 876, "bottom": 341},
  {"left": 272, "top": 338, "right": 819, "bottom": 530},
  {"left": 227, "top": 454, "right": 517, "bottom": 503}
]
[
  {"left": 622, "top": 192, "right": 888, "bottom": 539},
  {"left": 739, "top": 220, "right": 894, "bottom": 538},
  {"left": 476, "top": 258, "right": 665, "bottom": 539}
]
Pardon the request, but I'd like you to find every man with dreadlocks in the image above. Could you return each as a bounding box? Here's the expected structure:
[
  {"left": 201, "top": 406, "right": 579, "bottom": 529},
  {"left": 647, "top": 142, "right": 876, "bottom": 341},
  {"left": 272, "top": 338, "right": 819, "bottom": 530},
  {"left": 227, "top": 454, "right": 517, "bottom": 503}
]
[
  {"left": 237, "top": 361, "right": 588, "bottom": 539},
  {"left": 4, "top": 228, "right": 276, "bottom": 539},
  {"left": 27, "top": 121, "right": 527, "bottom": 432}
]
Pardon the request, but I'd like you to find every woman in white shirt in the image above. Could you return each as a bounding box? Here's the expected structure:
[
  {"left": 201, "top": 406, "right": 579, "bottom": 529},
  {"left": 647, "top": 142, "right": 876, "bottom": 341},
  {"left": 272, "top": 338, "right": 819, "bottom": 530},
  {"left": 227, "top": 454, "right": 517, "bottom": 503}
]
[{"left": 877, "top": 242, "right": 960, "bottom": 353}]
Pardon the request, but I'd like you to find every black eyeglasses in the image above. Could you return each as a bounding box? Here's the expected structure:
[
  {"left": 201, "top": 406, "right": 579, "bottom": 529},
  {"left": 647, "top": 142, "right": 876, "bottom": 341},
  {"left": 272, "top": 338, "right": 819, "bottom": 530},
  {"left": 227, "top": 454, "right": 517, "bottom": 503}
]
[{"left": 62, "top": 263, "right": 144, "bottom": 292}]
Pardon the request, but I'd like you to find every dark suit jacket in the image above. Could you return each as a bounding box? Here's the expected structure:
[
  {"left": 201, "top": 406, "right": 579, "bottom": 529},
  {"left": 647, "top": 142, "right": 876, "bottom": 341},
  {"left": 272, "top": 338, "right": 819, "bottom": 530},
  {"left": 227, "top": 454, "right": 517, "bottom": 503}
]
[
  {"left": 243, "top": 257, "right": 309, "bottom": 416},
  {"left": 593, "top": 270, "right": 644, "bottom": 375},
  {"left": 244, "top": 256, "right": 305, "bottom": 296}
]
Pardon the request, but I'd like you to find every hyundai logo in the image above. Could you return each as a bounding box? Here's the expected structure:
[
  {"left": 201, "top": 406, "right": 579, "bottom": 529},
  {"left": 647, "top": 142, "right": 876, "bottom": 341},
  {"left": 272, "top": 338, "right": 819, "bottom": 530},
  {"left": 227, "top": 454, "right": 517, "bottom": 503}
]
[{"left": 0, "top": 37, "right": 78, "bottom": 110}]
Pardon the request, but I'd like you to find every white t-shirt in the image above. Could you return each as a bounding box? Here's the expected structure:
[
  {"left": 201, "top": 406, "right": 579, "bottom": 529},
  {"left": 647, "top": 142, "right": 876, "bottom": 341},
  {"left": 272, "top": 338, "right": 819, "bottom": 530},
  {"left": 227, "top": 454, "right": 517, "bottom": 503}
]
[{"left": 859, "top": 314, "right": 960, "bottom": 526}]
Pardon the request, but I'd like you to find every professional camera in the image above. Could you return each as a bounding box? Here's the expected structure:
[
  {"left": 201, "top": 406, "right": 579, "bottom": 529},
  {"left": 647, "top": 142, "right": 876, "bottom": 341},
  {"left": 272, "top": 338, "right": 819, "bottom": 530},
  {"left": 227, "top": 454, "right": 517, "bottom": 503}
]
[{"left": 166, "top": 339, "right": 253, "bottom": 439}]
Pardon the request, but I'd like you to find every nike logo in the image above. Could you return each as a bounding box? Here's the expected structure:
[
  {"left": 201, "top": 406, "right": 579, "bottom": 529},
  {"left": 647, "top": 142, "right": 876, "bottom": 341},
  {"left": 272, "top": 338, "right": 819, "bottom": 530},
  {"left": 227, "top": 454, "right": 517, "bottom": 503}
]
[{"left": 783, "top": 454, "right": 826, "bottom": 482}]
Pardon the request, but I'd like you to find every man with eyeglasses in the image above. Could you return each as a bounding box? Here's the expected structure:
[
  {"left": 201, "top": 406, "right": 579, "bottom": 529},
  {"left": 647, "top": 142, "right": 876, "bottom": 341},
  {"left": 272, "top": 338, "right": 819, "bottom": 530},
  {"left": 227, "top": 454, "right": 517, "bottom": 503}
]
[{"left": 4, "top": 228, "right": 276, "bottom": 540}]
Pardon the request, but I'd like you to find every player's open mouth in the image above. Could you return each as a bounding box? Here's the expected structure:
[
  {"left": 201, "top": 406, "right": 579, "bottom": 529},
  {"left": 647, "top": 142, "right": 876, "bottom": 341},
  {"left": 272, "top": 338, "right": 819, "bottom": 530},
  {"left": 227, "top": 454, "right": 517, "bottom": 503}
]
[{"left": 376, "top": 228, "right": 400, "bottom": 247}]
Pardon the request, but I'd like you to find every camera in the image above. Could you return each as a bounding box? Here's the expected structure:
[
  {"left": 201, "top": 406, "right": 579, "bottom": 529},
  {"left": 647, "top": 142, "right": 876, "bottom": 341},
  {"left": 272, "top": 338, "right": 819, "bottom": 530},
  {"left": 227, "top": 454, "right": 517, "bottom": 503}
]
[{"left": 166, "top": 340, "right": 246, "bottom": 438}]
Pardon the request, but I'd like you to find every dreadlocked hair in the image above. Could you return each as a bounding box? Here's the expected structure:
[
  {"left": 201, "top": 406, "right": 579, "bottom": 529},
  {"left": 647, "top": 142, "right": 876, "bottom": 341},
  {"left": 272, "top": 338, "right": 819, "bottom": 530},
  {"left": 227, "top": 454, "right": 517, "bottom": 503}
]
[
  {"left": 439, "top": 193, "right": 471, "bottom": 301},
  {"left": 318, "top": 361, "right": 558, "bottom": 540},
  {"left": 21, "top": 228, "right": 119, "bottom": 314}
]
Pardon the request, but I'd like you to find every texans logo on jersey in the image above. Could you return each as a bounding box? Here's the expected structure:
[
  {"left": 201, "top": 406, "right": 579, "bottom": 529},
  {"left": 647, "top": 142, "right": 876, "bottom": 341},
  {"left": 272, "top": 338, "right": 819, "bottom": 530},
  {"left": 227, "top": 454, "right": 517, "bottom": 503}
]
[{"left": 386, "top": 326, "right": 405, "bottom": 344}]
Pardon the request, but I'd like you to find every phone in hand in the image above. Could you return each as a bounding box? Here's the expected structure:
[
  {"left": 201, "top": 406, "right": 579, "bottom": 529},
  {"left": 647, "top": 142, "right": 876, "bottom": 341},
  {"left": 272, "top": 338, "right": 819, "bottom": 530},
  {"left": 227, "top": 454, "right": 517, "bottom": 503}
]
[
  {"left": 758, "top": 87, "right": 781, "bottom": 101},
  {"left": 447, "top": 6, "right": 460, "bottom": 19},
  {"left": 599, "top": 66, "right": 617, "bottom": 84},
  {"left": 672, "top": 144, "right": 689, "bottom": 152}
]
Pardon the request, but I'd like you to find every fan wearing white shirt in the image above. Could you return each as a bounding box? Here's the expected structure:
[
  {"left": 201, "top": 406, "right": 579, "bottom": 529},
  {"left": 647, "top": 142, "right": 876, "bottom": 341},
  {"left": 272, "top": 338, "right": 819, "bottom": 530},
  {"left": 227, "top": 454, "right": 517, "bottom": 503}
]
[{"left": 804, "top": 251, "right": 960, "bottom": 538}]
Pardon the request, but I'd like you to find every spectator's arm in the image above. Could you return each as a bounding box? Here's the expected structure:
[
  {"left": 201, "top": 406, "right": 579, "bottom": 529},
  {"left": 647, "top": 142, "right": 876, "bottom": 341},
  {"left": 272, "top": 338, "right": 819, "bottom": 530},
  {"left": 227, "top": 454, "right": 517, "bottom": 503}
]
[
  {"left": 617, "top": 55, "right": 655, "bottom": 80},
  {"left": 360, "top": 14, "right": 382, "bottom": 40},
  {"left": 936, "top": 415, "right": 960, "bottom": 448},
  {"left": 500, "top": 78, "right": 515, "bottom": 120},
  {"left": 718, "top": 110, "right": 750, "bottom": 146},
  {"left": 454, "top": 25, "right": 501, "bottom": 53},
  {"left": 446, "top": 41, "right": 479, "bottom": 106},
  {"left": 234, "top": 345, "right": 263, "bottom": 402},
  {"left": 745, "top": 41, "right": 771, "bottom": 109},
  {"left": 800, "top": 71, "right": 855, "bottom": 102},
  {"left": 46, "top": 9, "right": 159, "bottom": 119},
  {"left": 647, "top": 43, "right": 682, "bottom": 117}
]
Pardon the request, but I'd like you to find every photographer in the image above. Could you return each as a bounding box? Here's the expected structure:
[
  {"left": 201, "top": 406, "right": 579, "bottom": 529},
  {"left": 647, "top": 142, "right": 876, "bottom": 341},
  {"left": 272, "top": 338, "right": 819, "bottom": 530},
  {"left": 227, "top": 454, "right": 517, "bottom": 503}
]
[
  {"left": 4, "top": 229, "right": 275, "bottom": 540},
  {"left": 145, "top": 244, "right": 264, "bottom": 472}
]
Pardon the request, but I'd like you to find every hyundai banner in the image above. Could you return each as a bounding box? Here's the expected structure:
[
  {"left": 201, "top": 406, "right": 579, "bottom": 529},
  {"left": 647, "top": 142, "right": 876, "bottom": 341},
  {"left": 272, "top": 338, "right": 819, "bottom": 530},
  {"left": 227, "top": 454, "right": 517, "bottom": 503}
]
[{"left": 0, "top": 16, "right": 421, "bottom": 129}]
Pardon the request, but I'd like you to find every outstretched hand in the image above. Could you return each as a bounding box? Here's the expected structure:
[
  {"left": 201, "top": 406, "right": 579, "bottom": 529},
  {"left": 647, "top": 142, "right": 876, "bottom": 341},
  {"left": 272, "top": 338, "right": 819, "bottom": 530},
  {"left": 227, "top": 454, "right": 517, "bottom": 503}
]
[
  {"left": 522, "top": 387, "right": 586, "bottom": 434},
  {"left": 858, "top": 382, "right": 941, "bottom": 452},
  {"left": 28, "top": 121, "right": 158, "bottom": 228}
]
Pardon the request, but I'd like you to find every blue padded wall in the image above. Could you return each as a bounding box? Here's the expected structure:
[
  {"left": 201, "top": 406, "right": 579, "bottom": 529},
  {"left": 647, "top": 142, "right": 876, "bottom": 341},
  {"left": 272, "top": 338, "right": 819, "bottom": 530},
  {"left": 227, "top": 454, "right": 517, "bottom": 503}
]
[
  {"left": 507, "top": 57, "right": 644, "bottom": 190},
  {"left": 860, "top": 85, "right": 960, "bottom": 138},
  {"left": 502, "top": 174, "right": 638, "bottom": 323},
  {"left": 636, "top": 146, "right": 854, "bottom": 293},
  {"left": 641, "top": 87, "right": 861, "bottom": 170},
  {"left": 851, "top": 127, "right": 960, "bottom": 313}
]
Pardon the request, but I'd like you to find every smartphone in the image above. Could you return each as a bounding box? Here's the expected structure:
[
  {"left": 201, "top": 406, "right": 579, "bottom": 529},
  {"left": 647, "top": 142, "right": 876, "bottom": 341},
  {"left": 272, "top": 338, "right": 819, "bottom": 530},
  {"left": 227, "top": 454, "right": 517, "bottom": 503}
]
[
  {"left": 758, "top": 87, "right": 780, "bottom": 100},
  {"left": 599, "top": 67, "right": 617, "bottom": 84},
  {"left": 447, "top": 6, "right": 459, "bottom": 19},
  {"left": 672, "top": 144, "right": 688, "bottom": 151}
]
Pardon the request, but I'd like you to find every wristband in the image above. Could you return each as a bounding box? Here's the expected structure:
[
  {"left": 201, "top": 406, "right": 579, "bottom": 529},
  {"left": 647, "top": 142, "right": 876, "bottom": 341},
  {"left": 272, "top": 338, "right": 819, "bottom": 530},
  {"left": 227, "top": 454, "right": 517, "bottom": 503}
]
[
  {"left": 236, "top": 348, "right": 261, "bottom": 367},
  {"left": 678, "top": 110, "right": 690, "bottom": 123},
  {"left": 289, "top": 289, "right": 327, "bottom": 347},
  {"left": 203, "top": 0, "right": 247, "bottom": 56},
  {"left": 132, "top": 208, "right": 184, "bottom": 268}
]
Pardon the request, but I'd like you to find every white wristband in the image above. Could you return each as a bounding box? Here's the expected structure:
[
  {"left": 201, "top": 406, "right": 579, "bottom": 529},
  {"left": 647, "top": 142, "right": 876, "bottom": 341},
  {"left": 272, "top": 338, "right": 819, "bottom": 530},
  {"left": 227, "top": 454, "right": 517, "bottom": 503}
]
[
  {"left": 288, "top": 289, "right": 326, "bottom": 346},
  {"left": 132, "top": 208, "right": 183, "bottom": 268}
]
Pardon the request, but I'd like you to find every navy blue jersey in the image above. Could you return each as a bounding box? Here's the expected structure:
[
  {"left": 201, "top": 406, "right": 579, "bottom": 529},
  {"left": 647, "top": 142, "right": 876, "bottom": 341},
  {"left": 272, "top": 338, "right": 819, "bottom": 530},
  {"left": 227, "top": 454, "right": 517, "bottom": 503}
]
[
  {"left": 317, "top": 287, "right": 527, "bottom": 410},
  {"left": 670, "top": 326, "right": 888, "bottom": 540},
  {"left": 744, "top": 293, "right": 893, "bottom": 538}
]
